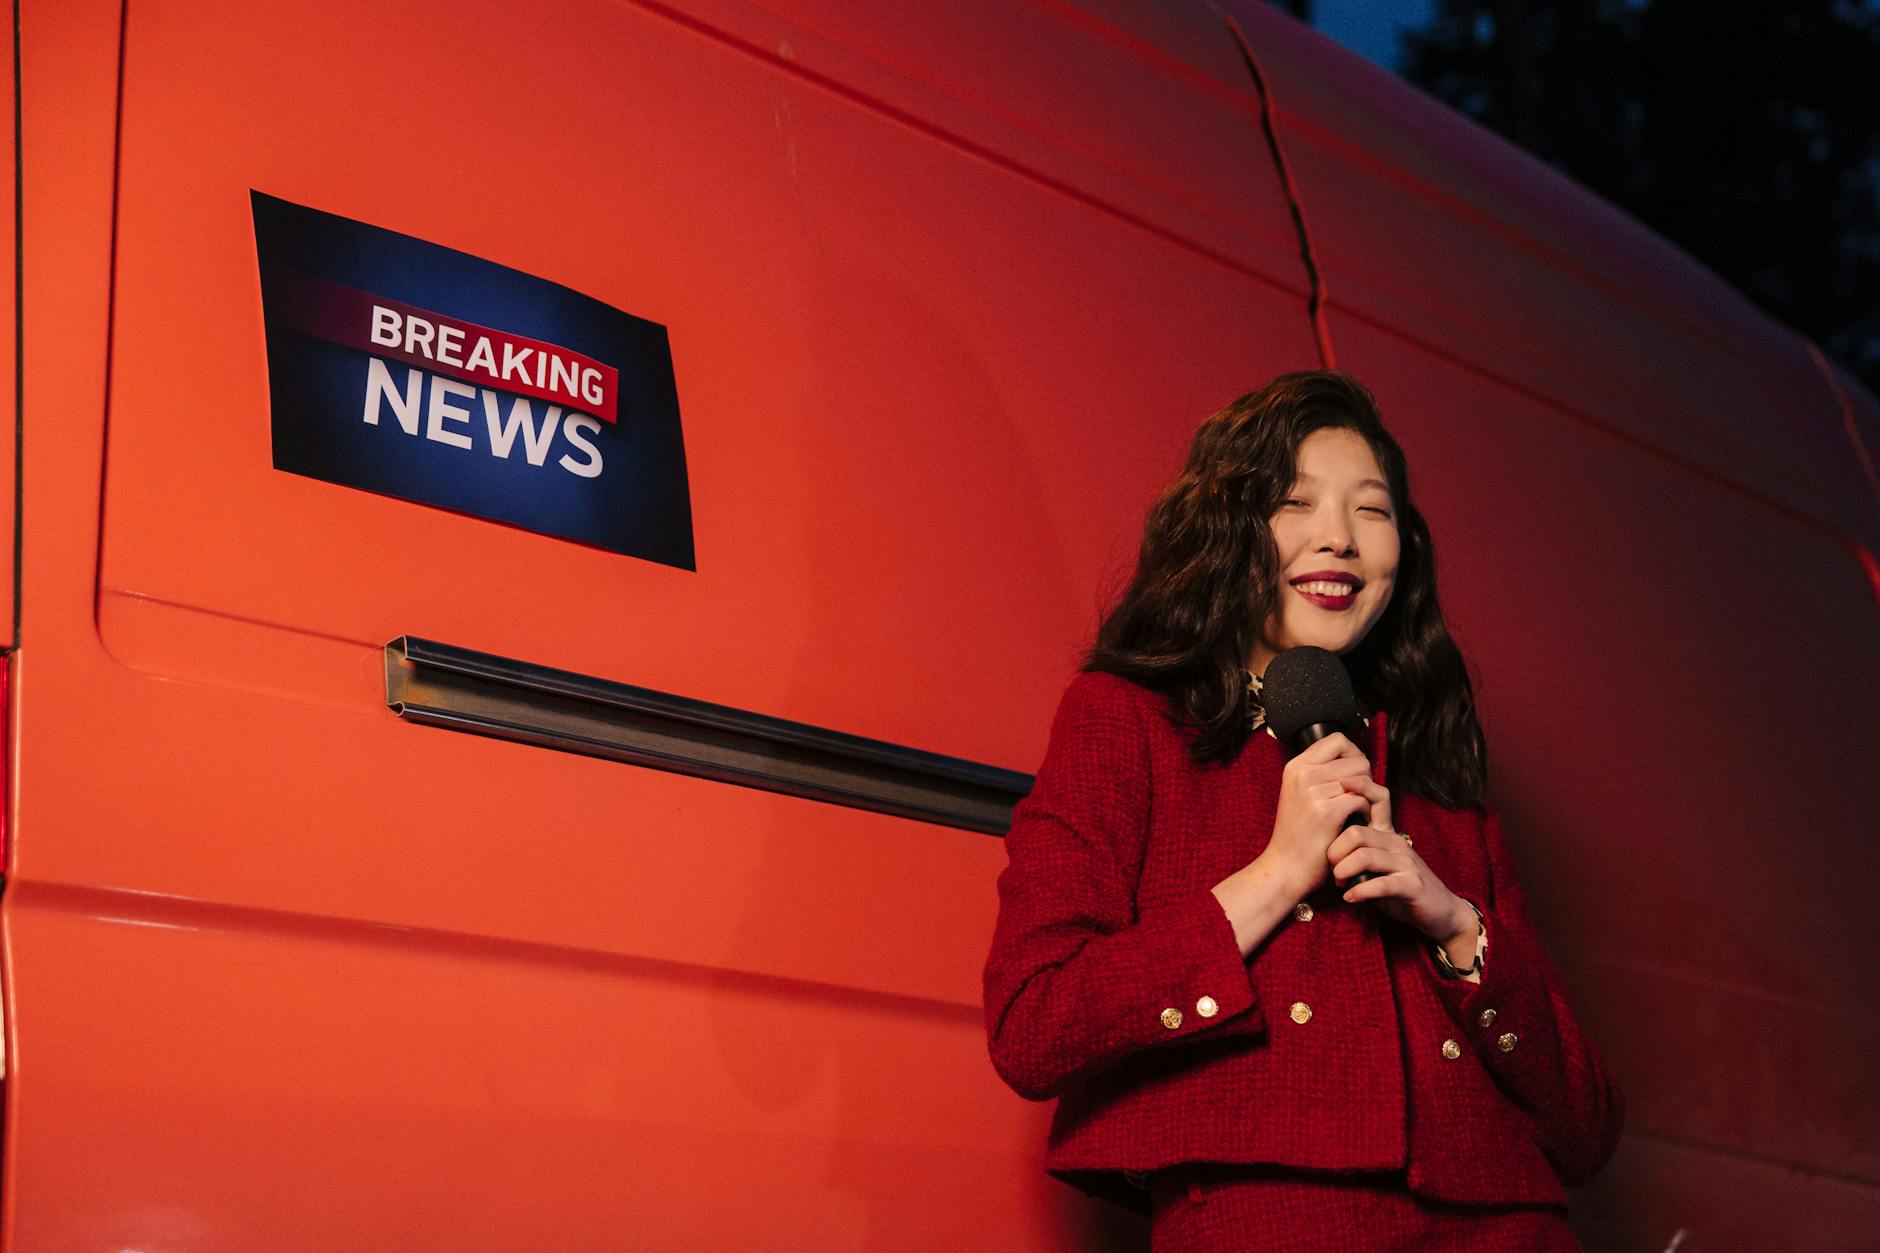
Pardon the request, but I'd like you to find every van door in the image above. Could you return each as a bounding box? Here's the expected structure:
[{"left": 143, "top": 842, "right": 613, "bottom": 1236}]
[{"left": 11, "top": 1, "right": 1324, "bottom": 1248}]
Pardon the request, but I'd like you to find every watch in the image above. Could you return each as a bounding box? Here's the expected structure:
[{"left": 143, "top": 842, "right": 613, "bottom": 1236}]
[{"left": 1432, "top": 898, "right": 1486, "bottom": 980}]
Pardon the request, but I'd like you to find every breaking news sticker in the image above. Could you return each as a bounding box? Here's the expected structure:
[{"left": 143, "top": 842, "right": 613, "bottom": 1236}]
[{"left": 252, "top": 191, "right": 695, "bottom": 570}]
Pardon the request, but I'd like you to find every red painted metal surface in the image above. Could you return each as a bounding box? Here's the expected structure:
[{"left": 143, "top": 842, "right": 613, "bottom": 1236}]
[
  {"left": 1226, "top": 7, "right": 1880, "bottom": 1248},
  {"left": 0, "top": 0, "right": 14, "bottom": 652},
  {"left": 5, "top": 1, "right": 1876, "bottom": 1249}
]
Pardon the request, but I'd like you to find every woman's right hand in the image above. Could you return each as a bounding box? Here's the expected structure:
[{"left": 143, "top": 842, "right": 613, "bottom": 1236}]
[{"left": 1256, "top": 732, "right": 1374, "bottom": 897}]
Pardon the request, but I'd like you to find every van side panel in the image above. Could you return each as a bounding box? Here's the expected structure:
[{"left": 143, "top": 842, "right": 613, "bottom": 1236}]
[
  {"left": 7, "top": 0, "right": 1317, "bottom": 1247},
  {"left": 1310, "top": 319, "right": 1880, "bottom": 1248},
  {"left": 7, "top": 0, "right": 128, "bottom": 1233},
  {"left": 1228, "top": 3, "right": 1880, "bottom": 1246},
  {"left": 0, "top": 0, "right": 16, "bottom": 648},
  {"left": 92, "top": 0, "right": 1311, "bottom": 751}
]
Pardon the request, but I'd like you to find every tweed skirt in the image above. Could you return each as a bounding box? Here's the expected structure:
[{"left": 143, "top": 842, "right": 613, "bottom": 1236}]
[{"left": 1147, "top": 1164, "right": 1579, "bottom": 1252}]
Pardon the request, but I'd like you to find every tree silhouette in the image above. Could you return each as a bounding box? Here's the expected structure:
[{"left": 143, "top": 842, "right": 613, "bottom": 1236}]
[{"left": 1391, "top": 0, "right": 1880, "bottom": 393}]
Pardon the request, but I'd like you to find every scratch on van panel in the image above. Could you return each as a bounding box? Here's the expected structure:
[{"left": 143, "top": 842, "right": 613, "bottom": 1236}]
[
  {"left": 774, "top": 94, "right": 800, "bottom": 184},
  {"left": 774, "top": 87, "right": 824, "bottom": 260}
]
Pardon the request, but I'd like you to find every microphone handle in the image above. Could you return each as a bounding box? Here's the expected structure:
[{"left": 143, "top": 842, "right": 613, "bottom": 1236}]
[
  {"left": 1341, "top": 809, "right": 1379, "bottom": 886},
  {"left": 1287, "top": 723, "right": 1379, "bottom": 888}
]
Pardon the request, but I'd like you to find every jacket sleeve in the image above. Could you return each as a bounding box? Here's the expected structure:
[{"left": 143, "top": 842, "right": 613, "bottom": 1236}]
[
  {"left": 1422, "top": 807, "right": 1625, "bottom": 1183},
  {"left": 982, "top": 672, "right": 1264, "bottom": 1102}
]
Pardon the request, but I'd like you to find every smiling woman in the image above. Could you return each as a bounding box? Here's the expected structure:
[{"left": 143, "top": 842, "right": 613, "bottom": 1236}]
[
  {"left": 982, "top": 370, "right": 1621, "bottom": 1252},
  {"left": 1072, "top": 371, "right": 1483, "bottom": 809}
]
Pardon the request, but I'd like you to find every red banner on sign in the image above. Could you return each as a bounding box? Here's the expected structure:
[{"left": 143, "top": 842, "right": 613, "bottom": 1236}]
[{"left": 271, "top": 268, "right": 619, "bottom": 423}]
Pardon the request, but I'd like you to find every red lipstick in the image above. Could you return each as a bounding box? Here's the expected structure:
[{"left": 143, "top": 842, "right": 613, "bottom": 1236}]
[{"left": 1289, "top": 570, "right": 1361, "bottom": 610}]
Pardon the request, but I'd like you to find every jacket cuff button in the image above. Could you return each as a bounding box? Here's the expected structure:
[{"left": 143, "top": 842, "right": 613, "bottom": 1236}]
[
  {"left": 1196, "top": 996, "right": 1219, "bottom": 1018},
  {"left": 1160, "top": 1007, "right": 1184, "bottom": 1030},
  {"left": 1497, "top": 1032, "right": 1518, "bottom": 1053},
  {"left": 1441, "top": 1038, "right": 1462, "bottom": 1060}
]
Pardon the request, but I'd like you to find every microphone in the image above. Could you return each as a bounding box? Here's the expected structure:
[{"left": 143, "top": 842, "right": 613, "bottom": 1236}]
[{"left": 1260, "top": 646, "right": 1377, "bottom": 886}]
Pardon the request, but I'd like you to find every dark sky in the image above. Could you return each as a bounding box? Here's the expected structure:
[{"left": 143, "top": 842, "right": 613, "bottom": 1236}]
[
  {"left": 1287, "top": 0, "right": 1880, "bottom": 395},
  {"left": 1308, "top": 0, "right": 1437, "bottom": 70}
]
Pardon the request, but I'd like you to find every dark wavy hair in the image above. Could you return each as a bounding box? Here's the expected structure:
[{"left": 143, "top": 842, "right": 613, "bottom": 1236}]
[{"left": 1085, "top": 370, "right": 1487, "bottom": 810}]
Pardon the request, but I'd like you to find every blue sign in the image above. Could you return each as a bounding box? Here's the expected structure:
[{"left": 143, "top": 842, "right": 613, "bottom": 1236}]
[{"left": 252, "top": 191, "right": 695, "bottom": 569}]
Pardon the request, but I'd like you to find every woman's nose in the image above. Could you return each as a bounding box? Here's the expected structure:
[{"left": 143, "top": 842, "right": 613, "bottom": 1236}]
[{"left": 1314, "top": 513, "right": 1355, "bottom": 554}]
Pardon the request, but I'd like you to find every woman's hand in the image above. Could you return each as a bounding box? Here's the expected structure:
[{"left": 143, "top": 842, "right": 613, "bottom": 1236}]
[
  {"left": 1326, "top": 780, "right": 1474, "bottom": 947},
  {"left": 1253, "top": 732, "right": 1374, "bottom": 899}
]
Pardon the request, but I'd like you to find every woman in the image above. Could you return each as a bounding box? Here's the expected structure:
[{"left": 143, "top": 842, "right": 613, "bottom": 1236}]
[{"left": 982, "top": 371, "right": 1622, "bottom": 1251}]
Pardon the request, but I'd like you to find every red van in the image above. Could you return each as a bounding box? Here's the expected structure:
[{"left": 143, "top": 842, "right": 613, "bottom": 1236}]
[{"left": 7, "top": 1, "right": 1878, "bottom": 1248}]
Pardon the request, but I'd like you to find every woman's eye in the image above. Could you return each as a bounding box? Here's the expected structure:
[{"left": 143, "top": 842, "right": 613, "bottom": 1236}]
[
  {"left": 1361, "top": 506, "right": 1392, "bottom": 517},
  {"left": 1282, "top": 498, "right": 1309, "bottom": 508}
]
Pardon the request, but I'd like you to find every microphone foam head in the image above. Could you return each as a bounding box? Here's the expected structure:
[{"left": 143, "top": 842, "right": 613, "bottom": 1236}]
[{"left": 1260, "top": 646, "right": 1359, "bottom": 744}]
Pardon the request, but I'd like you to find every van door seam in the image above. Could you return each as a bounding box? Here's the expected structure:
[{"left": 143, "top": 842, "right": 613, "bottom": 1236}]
[{"left": 1210, "top": 3, "right": 1336, "bottom": 369}]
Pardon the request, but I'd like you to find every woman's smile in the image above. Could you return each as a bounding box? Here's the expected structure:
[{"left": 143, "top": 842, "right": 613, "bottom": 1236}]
[{"left": 1288, "top": 571, "right": 1362, "bottom": 609}]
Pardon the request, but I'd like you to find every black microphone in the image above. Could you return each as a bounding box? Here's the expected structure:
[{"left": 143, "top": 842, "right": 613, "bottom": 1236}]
[{"left": 1260, "top": 646, "right": 1377, "bottom": 886}]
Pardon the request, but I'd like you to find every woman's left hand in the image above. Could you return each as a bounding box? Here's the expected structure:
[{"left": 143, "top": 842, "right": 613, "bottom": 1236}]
[{"left": 1327, "top": 778, "right": 1473, "bottom": 945}]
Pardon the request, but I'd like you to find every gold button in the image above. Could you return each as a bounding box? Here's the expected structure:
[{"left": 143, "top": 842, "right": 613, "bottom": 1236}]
[
  {"left": 1293, "top": 902, "right": 1314, "bottom": 923},
  {"left": 1441, "top": 1039, "right": 1462, "bottom": 1060},
  {"left": 1196, "top": 996, "right": 1219, "bottom": 1018},
  {"left": 1160, "top": 1007, "right": 1183, "bottom": 1030},
  {"left": 1478, "top": 1008, "right": 1498, "bottom": 1029},
  {"left": 1289, "top": 1001, "right": 1312, "bottom": 1025},
  {"left": 1498, "top": 1032, "right": 1518, "bottom": 1053}
]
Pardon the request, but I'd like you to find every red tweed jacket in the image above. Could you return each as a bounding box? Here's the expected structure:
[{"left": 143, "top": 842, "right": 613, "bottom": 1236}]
[{"left": 982, "top": 671, "right": 1623, "bottom": 1216}]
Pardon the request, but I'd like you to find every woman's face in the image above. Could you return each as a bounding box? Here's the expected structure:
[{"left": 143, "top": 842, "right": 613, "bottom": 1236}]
[{"left": 1249, "top": 427, "right": 1400, "bottom": 676}]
